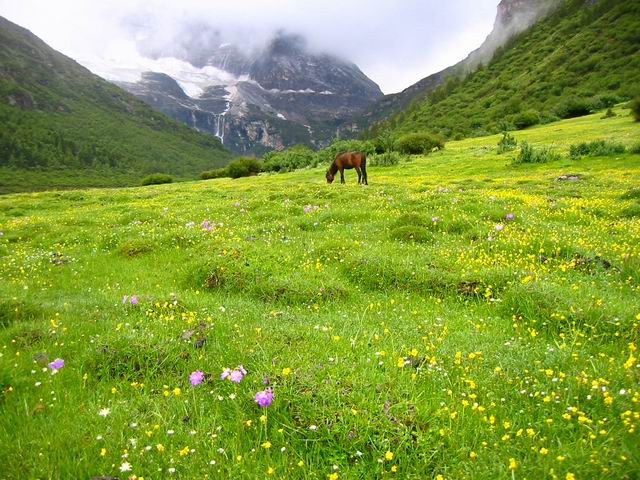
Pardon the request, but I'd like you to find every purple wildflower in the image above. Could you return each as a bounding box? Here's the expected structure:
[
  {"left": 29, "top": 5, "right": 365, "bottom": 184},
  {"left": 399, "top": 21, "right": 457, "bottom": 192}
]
[
  {"left": 130, "top": 295, "right": 139, "bottom": 305},
  {"left": 431, "top": 216, "right": 440, "bottom": 223},
  {"left": 495, "top": 224, "right": 504, "bottom": 231},
  {"left": 505, "top": 213, "right": 515, "bottom": 220},
  {"left": 254, "top": 388, "right": 273, "bottom": 407},
  {"left": 48, "top": 358, "right": 64, "bottom": 370},
  {"left": 189, "top": 370, "right": 204, "bottom": 386},
  {"left": 201, "top": 220, "right": 213, "bottom": 231},
  {"left": 221, "top": 365, "right": 246, "bottom": 382},
  {"left": 263, "top": 376, "right": 270, "bottom": 385}
]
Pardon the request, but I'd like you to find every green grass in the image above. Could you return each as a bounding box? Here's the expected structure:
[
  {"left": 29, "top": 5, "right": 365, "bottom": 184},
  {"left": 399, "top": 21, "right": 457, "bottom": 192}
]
[{"left": 0, "top": 110, "right": 639, "bottom": 479}]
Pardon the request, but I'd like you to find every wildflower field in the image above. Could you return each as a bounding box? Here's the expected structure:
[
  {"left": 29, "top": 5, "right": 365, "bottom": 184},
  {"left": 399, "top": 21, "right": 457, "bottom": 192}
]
[{"left": 1, "top": 107, "right": 639, "bottom": 479}]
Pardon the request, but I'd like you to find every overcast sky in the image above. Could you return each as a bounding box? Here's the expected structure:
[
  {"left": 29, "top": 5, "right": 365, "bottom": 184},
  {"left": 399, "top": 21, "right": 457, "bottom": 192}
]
[{"left": 0, "top": 0, "right": 499, "bottom": 94}]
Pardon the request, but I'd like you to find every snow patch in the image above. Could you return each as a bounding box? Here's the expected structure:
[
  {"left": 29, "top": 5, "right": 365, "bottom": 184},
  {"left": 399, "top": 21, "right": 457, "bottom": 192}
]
[{"left": 77, "top": 39, "right": 245, "bottom": 98}]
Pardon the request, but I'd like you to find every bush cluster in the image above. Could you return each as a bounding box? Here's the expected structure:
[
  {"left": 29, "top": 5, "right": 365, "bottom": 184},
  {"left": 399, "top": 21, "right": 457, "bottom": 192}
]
[
  {"left": 569, "top": 140, "right": 626, "bottom": 159},
  {"left": 262, "top": 145, "right": 318, "bottom": 172},
  {"left": 140, "top": 173, "right": 173, "bottom": 186},
  {"left": 554, "top": 96, "right": 594, "bottom": 119},
  {"left": 630, "top": 98, "right": 640, "bottom": 122},
  {"left": 315, "top": 139, "right": 375, "bottom": 165},
  {"left": 395, "top": 132, "right": 445, "bottom": 155},
  {"left": 511, "top": 110, "right": 541, "bottom": 130},
  {"left": 202, "top": 157, "right": 263, "bottom": 180}
]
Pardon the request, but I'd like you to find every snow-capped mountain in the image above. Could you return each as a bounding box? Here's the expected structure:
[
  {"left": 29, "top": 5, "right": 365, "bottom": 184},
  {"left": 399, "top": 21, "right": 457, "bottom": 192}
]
[{"left": 107, "top": 32, "right": 382, "bottom": 154}]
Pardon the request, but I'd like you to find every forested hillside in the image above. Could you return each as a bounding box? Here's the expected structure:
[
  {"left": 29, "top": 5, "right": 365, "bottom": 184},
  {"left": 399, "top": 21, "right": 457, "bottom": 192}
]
[
  {"left": 0, "top": 16, "right": 231, "bottom": 193},
  {"left": 367, "top": 0, "right": 639, "bottom": 139}
]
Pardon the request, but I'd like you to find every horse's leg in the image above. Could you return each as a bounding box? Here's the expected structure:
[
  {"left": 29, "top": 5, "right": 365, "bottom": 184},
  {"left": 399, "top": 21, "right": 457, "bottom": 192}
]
[
  {"left": 355, "top": 166, "right": 362, "bottom": 184},
  {"left": 340, "top": 168, "right": 345, "bottom": 184},
  {"left": 362, "top": 163, "right": 368, "bottom": 185}
]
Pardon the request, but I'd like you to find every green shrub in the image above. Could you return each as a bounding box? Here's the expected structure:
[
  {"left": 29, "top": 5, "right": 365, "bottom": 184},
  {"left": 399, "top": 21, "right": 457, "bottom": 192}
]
[
  {"left": 201, "top": 168, "right": 227, "bottom": 180},
  {"left": 539, "top": 113, "right": 560, "bottom": 125},
  {"left": 370, "top": 151, "right": 402, "bottom": 167},
  {"left": 629, "top": 142, "right": 640, "bottom": 154},
  {"left": 140, "top": 173, "right": 173, "bottom": 186},
  {"left": 630, "top": 97, "right": 640, "bottom": 122},
  {"left": 512, "top": 110, "right": 540, "bottom": 129},
  {"left": 592, "top": 94, "right": 623, "bottom": 110},
  {"left": 554, "top": 96, "right": 593, "bottom": 119},
  {"left": 569, "top": 140, "right": 625, "bottom": 159},
  {"left": 316, "top": 139, "right": 375, "bottom": 165},
  {"left": 226, "top": 157, "right": 263, "bottom": 179},
  {"left": 497, "top": 131, "right": 518, "bottom": 154},
  {"left": 262, "top": 145, "right": 317, "bottom": 172},
  {"left": 601, "top": 108, "right": 616, "bottom": 119},
  {"left": 373, "top": 128, "right": 397, "bottom": 154},
  {"left": 512, "top": 141, "right": 561, "bottom": 165},
  {"left": 396, "top": 132, "right": 445, "bottom": 155}
]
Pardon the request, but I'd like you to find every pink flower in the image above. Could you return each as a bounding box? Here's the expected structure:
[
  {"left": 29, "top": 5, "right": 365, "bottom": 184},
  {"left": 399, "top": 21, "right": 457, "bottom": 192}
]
[
  {"left": 201, "top": 220, "right": 213, "bottom": 231},
  {"left": 221, "top": 365, "right": 246, "bottom": 382},
  {"left": 254, "top": 388, "right": 273, "bottom": 407},
  {"left": 505, "top": 213, "right": 515, "bottom": 220},
  {"left": 130, "top": 295, "right": 139, "bottom": 305},
  {"left": 189, "top": 370, "right": 204, "bottom": 385},
  {"left": 431, "top": 216, "right": 440, "bottom": 222},
  {"left": 48, "top": 358, "right": 64, "bottom": 370},
  {"left": 495, "top": 224, "right": 504, "bottom": 231}
]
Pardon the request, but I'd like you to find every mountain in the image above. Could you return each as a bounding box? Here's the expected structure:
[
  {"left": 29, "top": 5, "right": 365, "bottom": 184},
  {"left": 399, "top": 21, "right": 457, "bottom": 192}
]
[
  {"left": 355, "top": 0, "right": 561, "bottom": 131},
  {"left": 0, "top": 16, "right": 232, "bottom": 194},
  {"left": 364, "top": 0, "right": 639, "bottom": 139},
  {"left": 115, "top": 32, "right": 383, "bottom": 155}
]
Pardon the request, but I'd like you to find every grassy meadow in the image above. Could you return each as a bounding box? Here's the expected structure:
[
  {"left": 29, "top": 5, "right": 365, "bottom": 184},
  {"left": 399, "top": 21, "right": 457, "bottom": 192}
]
[{"left": 1, "top": 107, "right": 639, "bottom": 479}]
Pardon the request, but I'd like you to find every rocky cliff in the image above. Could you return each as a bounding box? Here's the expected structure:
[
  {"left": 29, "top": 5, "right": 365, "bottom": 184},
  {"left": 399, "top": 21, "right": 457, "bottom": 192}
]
[{"left": 116, "top": 32, "right": 382, "bottom": 154}]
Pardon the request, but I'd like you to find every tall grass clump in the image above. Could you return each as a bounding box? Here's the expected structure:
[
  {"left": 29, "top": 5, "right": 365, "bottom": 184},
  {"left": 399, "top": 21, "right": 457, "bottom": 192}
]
[
  {"left": 569, "top": 139, "right": 625, "bottom": 159},
  {"left": 512, "top": 141, "right": 561, "bottom": 165},
  {"left": 370, "top": 151, "right": 402, "bottom": 167},
  {"left": 497, "top": 131, "right": 517, "bottom": 154}
]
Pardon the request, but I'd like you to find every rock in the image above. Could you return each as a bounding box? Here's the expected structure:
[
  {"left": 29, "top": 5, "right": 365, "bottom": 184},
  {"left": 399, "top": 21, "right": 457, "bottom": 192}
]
[{"left": 555, "top": 174, "right": 582, "bottom": 181}]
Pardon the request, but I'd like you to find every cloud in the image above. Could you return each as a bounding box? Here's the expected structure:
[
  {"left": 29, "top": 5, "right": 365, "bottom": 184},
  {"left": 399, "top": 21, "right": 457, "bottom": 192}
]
[{"left": 0, "top": 0, "right": 498, "bottom": 93}]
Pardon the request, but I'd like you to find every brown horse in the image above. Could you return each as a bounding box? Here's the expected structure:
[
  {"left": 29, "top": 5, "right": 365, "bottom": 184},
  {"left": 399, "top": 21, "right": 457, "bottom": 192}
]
[{"left": 326, "top": 151, "right": 368, "bottom": 185}]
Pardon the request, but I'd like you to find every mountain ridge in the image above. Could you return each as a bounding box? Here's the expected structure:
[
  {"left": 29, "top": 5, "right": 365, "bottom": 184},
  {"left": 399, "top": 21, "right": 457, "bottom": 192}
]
[{"left": 115, "top": 31, "right": 383, "bottom": 154}]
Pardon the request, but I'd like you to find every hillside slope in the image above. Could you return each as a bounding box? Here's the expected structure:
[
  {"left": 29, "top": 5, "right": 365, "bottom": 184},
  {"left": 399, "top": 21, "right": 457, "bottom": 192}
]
[
  {"left": 366, "top": 0, "right": 639, "bottom": 139},
  {"left": 354, "top": 0, "right": 559, "bottom": 131},
  {"left": 0, "top": 16, "right": 232, "bottom": 194}
]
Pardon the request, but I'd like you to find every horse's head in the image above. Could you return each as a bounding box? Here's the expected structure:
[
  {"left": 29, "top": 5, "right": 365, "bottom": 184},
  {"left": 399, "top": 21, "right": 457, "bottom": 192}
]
[{"left": 326, "top": 170, "right": 334, "bottom": 184}]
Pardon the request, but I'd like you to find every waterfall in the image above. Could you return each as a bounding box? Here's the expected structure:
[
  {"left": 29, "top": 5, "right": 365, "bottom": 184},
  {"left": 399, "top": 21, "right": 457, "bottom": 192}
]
[
  {"left": 190, "top": 110, "right": 198, "bottom": 130},
  {"left": 214, "top": 113, "right": 226, "bottom": 144}
]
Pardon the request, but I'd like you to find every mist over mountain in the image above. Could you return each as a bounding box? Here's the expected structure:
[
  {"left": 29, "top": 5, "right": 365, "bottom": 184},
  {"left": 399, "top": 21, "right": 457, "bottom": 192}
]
[{"left": 115, "top": 30, "right": 383, "bottom": 154}]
